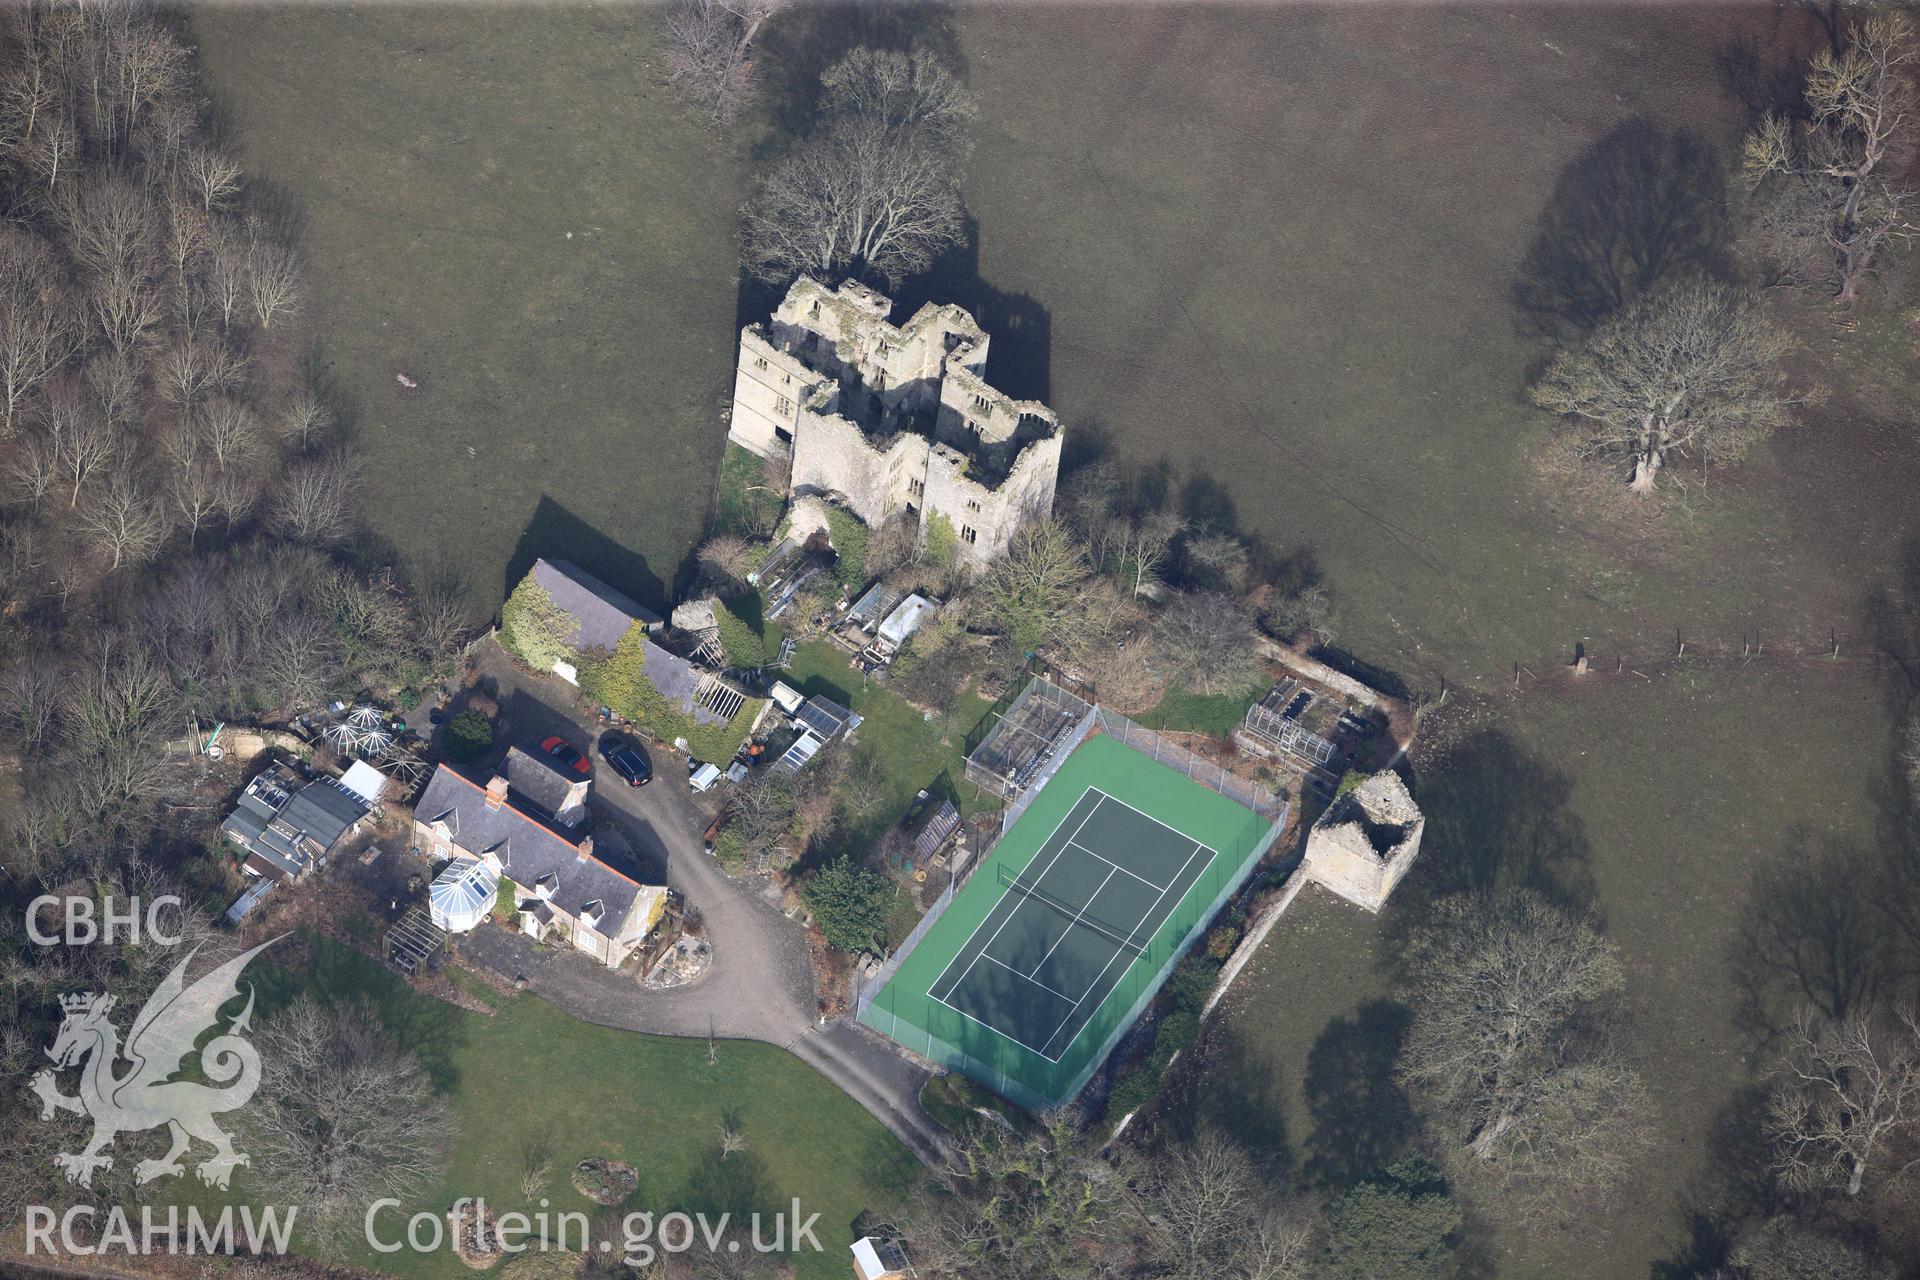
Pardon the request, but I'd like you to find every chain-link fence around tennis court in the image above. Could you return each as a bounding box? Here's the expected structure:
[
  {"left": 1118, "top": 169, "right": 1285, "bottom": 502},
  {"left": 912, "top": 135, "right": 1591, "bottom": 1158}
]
[{"left": 857, "top": 793, "right": 1290, "bottom": 1111}]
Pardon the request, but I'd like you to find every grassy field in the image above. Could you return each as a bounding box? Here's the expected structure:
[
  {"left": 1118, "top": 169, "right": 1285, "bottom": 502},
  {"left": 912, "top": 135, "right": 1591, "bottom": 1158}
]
[
  {"left": 946, "top": 3, "right": 1920, "bottom": 685},
  {"left": 191, "top": 6, "right": 747, "bottom": 617},
  {"left": 1185, "top": 660, "right": 1903, "bottom": 1280},
  {"left": 244, "top": 938, "right": 917, "bottom": 1280}
]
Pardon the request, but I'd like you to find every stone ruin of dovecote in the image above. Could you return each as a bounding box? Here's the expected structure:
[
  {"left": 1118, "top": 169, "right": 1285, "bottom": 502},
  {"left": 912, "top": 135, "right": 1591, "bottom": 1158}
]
[
  {"left": 727, "top": 277, "right": 1063, "bottom": 575},
  {"left": 1301, "top": 770, "right": 1425, "bottom": 912}
]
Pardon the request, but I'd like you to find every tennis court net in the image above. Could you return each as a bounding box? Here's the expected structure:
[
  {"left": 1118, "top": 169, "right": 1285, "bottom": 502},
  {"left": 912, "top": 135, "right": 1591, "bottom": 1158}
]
[{"left": 997, "top": 863, "right": 1150, "bottom": 957}]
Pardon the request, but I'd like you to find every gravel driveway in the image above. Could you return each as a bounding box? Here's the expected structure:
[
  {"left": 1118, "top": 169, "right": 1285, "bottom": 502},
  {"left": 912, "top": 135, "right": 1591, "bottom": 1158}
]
[{"left": 446, "top": 642, "right": 950, "bottom": 1168}]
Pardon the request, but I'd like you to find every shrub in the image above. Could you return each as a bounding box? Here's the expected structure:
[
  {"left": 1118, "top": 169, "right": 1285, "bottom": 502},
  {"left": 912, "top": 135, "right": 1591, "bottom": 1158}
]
[
  {"left": 714, "top": 596, "right": 767, "bottom": 668},
  {"left": 1206, "top": 923, "right": 1241, "bottom": 960},
  {"left": 1164, "top": 952, "right": 1220, "bottom": 1014},
  {"left": 824, "top": 507, "right": 870, "bottom": 590},
  {"left": 803, "top": 857, "right": 889, "bottom": 952},
  {"left": 491, "top": 880, "right": 518, "bottom": 922},
  {"left": 1157, "top": 1008, "right": 1201, "bottom": 1055},
  {"left": 1105, "top": 1058, "right": 1163, "bottom": 1119},
  {"left": 1335, "top": 768, "right": 1369, "bottom": 798},
  {"left": 443, "top": 710, "right": 493, "bottom": 762},
  {"left": 1323, "top": 1158, "right": 1461, "bottom": 1280},
  {"left": 500, "top": 578, "right": 578, "bottom": 672}
]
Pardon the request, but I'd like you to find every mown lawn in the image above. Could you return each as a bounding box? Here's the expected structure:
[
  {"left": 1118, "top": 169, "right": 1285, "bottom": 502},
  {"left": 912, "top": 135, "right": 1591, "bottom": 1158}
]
[
  {"left": 1186, "top": 660, "right": 1901, "bottom": 1280},
  {"left": 237, "top": 938, "right": 917, "bottom": 1280}
]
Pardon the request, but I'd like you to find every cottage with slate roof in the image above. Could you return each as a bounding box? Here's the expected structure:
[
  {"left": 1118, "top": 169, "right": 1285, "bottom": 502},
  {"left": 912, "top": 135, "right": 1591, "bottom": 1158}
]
[
  {"left": 411, "top": 762, "right": 667, "bottom": 967},
  {"left": 222, "top": 762, "right": 373, "bottom": 882}
]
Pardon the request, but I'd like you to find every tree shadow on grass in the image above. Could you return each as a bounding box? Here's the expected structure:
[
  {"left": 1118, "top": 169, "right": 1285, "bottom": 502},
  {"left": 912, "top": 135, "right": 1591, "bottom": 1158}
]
[
  {"left": 1731, "top": 827, "right": 1890, "bottom": 1044},
  {"left": 1511, "top": 116, "right": 1731, "bottom": 344},
  {"left": 505, "top": 494, "right": 669, "bottom": 618},
  {"left": 1649, "top": 1082, "right": 1781, "bottom": 1280},
  {"left": 676, "top": 1144, "right": 780, "bottom": 1222},
  {"left": 1154, "top": 1022, "right": 1293, "bottom": 1178},
  {"left": 1390, "top": 729, "right": 1596, "bottom": 961},
  {"left": 1301, "top": 1000, "right": 1416, "bottom": 1192}
]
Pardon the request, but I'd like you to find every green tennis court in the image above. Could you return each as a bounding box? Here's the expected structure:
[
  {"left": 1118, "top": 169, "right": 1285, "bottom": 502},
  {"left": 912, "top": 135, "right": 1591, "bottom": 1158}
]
[{"left": 860, "top": 733, "right": 1283, "bottom": 1109}]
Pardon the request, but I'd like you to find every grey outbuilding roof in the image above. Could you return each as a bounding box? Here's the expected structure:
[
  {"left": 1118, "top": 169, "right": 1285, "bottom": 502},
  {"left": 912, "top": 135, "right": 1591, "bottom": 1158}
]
[
  {"left": 221, "top": 769, "right": 370, "bottom": 881},
  {"left": 531, "top": 558, "right": 662, "bottom": 653}
]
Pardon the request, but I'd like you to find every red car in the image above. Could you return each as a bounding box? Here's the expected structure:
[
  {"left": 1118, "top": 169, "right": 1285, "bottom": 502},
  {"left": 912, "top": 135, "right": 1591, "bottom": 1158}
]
[{"left": 539, "top": 735, "right": 591, "bottom": 776}]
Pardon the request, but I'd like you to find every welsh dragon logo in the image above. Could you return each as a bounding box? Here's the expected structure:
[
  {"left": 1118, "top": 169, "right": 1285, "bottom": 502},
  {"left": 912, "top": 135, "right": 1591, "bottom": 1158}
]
[{"left": 30, "top": 936, "right": 284, "bottom": 1190}]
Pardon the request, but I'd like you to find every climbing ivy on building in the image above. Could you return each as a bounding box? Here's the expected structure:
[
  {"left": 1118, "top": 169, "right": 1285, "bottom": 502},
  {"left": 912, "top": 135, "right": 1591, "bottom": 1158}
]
[
  {"left": 825, "top": 507, "right": 870, "bottom": 590},
  {"left": 500, "top": 578, "right": 578, "bottom": 671},
  {"left": 579, "top": 623, "right": 764, "bottom": 763}
]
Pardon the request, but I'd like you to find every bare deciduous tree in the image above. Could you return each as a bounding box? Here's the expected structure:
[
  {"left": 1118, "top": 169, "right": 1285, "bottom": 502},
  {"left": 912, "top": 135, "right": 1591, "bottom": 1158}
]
[
  {"left": 0, "top": 654, "right": 64, "bottom": 751},
  {"left": 270, "top": 450, "right": 355, "bottom": 545},
  {"left": 902, "top": 1116, "right": 1124, "bottom": 1280},
  {"left": 977, "top": 519, "right": 1093, "bottom": 656},
  {"left": 73, "top": 468, "right": 169, "bottom": 569},
  {"left": 1153, "top": 590, "right": 1264, "bottom": 696},
  {"left": 184, "top": 145, "right": 243, "bottom": 212},
  {"left": 1125, "top": 1132, "right": 1317, "bottom": 1280},
  {"left": 1398, "top": 891, "right": 1655, "bottom": 1214},
  {"left": 244, "top": 226, "right": 302, "bottom": 330},
  {"left": 1182, "top": 527, "right": 1250, "bottom": 593},
  {"left": 168, "top": 454, "right": 221, "bottom": 546},
  {"left": 664, "top": 0, "right": 779, "bottom": 129},
  {"left": 1729, "top": 1214, "right": 1895, "bottom": 1280},
  {"left": 40, "top": 382, "right": 115, "bottom": 508},
  {"left": 1766, "top": 1004, "right": 1920, "bottom": 1197},
  {"left": 198, "top": 396, "right": 261, "bottom": 472},
  {"left": 1744, "top": 13, "right": 1919, "bottom": 304},
  {"left": 0, "top": 228, "right": 78, "bottom": 437},
  {"left": 698, "top": 532, "right": 753, "bottom": 584},
  {"left": 741, "top": 49, "right": 973, "bottom": 286},
  {"left": 1530, "top": 279, "right": 1801, "bottom": 493},
  {"left": 1259, "top": 581, "right": 1337, "bottom": 650},
  {"left": 7, "top": 428, "right": 60, "bottom": 508},
  {"left": 243, "top": 998, "right": 454, "bottom": 1244},
  {"left": 279, "top": 387, "right": 335, "bottom": 450}
]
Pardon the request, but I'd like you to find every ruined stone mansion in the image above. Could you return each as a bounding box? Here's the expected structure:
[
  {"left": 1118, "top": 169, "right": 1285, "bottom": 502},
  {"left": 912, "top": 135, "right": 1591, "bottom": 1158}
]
[{"left": 728, "top": 277, "right": 1062, "bottom": 575}]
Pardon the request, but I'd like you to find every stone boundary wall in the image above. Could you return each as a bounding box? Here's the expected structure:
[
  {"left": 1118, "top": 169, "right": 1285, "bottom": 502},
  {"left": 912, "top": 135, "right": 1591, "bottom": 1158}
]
[{"left": 1203, "top": 864, "right": 1314, "bottom": 1018}]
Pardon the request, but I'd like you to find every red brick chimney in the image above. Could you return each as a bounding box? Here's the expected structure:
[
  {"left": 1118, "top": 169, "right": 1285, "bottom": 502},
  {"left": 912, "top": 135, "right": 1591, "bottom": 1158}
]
[{"left": 485, "top": 776, "right": 508, "bottom": 810}]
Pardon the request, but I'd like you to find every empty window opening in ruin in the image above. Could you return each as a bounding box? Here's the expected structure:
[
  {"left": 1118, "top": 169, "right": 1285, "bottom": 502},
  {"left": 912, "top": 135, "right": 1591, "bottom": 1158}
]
[{"left": 961, "top": 525, "right": 978, "bottom": 544}]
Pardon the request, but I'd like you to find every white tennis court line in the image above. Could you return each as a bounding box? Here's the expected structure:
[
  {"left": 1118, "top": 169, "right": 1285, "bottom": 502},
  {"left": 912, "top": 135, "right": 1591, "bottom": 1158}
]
[
  {"left": 928, "top": 789, "right": 1106, "bottom": 1007},
  {"left": 1027, "top": 865, "right": 1117, "bottom": 978},
  {"left": 1036, "top": 837, "right": 1210, "bottom": 1062},
  {"left": 980, "top": 953, "right": 1076, "bottom": 1002},
  {"left": 1064, "top": 840, "right": 1169, "bottom": 892},
  {"left": 927, "top": 785, "right": 1225, "bottom": 1063}
]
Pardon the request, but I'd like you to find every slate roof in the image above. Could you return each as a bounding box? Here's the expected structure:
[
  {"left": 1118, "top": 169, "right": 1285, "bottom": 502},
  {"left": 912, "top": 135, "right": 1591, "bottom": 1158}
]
[
  {"left": 222, "top": 769, "right": 370, "bottom": 881},
  {"left": 531, "top": 558, "right": 662, "bottom": 653},
  {"left": 413, "top": 764, "right": 648, "bottom": 930},
  {"left": 505, "top": 746, "right": 585, "bottom": 822}
]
